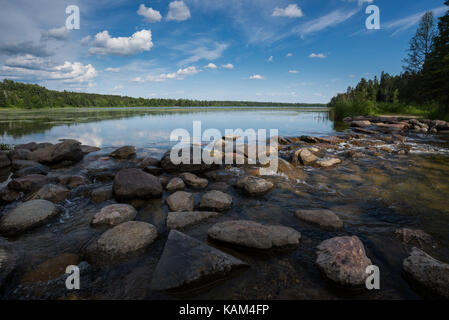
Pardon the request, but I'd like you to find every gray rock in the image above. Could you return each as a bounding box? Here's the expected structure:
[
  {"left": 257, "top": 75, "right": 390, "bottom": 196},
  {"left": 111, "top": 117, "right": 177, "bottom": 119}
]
[
  {"left": 234, "top": 176, "right": 274, "bottom": 196},
  {"left": 180, "top": 172, "right": 208, "bottom": 188},
  {"left": 150, "top": 230, "right": 247, "bottom": 291},
  {"left": 316, "top": 158, "right": 341, "bottom": 168},
  {"left": 139, "top": 156, "right": 160, "bottom": 168},
  {"left": 0, "top": 200, "right": 60, "bottom": 236},
  {"left": 351, "top": 120, "right": 371, "bottom": 128},
  {"left": 8, "top": 174, "right": 48, "bottom": 192},
  {"left": 30, "top": 140, "right": 84, "bottom": 164},
  {"left": 166, "top": 177, "right": 185, "bottom": 191},
  {"left": 28, "top": 184, "right": 69, "bottom": 203},
  {"left": 0, "top": 151, "right": 11, "bottom": 168},
  {"left": 199, "top": 190, "right": 232, "bottom": 212},
  {"left": 11, "top": 160, "right": 41, "bottom": 171},
  {"left": 295, "top": 209, "right": 343, "bottom": 230},
  {"left": 0, "top": 187, "right": 20, "bottom": 203},
  {"left": 166, "top": 191, "right": 194, "bottom": 212},
  {"left": 403, "top": 247, "right": 449, "bottom": 298},
  {"left": 10, "top": 148, "right": 31, "bottom": 160},
  {"left": 0, "top": 245, "right": 16, "bottom": 288},
  {"left": 160, "top": 147, "right": 218, "bottom": 173},
  {"left": 316, "top": 236, "right": 372, "bottom": 287},
  {"left": 143, "top": 166, "right": 163, "bottom": 175},
  {"left": 12, "top": 164, "right": 49, "bottom": 178},
  {"left": 90, "top": 185, "right": 113, "bottom": 203},
  {"left": 167, "top": 211, "right": 219, "bottom": 229},
  {"left": 109, "top": 146, "right": 136, "bottom": 159},
  {"left": 292, "top": 148, "right": 318, "bottom": 166},
  {"left": 113, "top": 168, "right": 162, "bottom": 200},
  {"left": 395, "top": 228, "right": 435, "bottom": 249},
  {"left": 208, "top": 220, "right": 301, "bottom": 249},
  {"left": 80, "top": 145, "right": 101, "bottom": 154},
  {"left": 91, "top": 203, "right": 137, "bottom": 227},
  {"left": 57, "top": 174, "right": 88, "bottom": 188},
  {"left": 86, "top": 221, "right": 157, "bottom": 265}
]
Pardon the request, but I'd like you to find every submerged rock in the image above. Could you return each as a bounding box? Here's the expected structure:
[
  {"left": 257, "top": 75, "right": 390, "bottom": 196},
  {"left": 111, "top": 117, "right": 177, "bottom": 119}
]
[
  {"left": 166, "top": 177, "right": 185, "bottom": 191},
  {"left": 80, "top": 145, "right": 101, "bottom": 154},
  {"left": 0, "top": 200, "right": 60, "bottom": 236},
  {"left": 180, "top": 172, "right": 208, "bottom": 188},
  {"left": 91, "top": 204, "right": 137, "bottom": 227},
  {"left": 208, "top": 220, "right": 301, "bottom": 249},
  {"left": 109, "top": 146, "right": 136, "bottom": 159},
  {"left": 395, "top": 228, "right": 435, "bottom": 249},
  {"left": 295, "top": 209, "right": 343, "bottom": 230},
  {"left": 29, "top": 184, "right": 69, "bottom": 203},
  {"left": 21, "top": 253, "right": 79, "bottom": 284},
  {"left": 86, "top": 221, "right": 157, "bottom": 265},
  {"left": 166, "top": 211, "right": 219, "bottom": 229},
  {"left": 90, "top": 185, "right": 113, "bottom": 203},
  {"left": 316, "top": 236, "right": 372, "bottom": 287},
  {"left": 402, "top": 247, "right": 449, "bottom": 298},
  {"left": 12, "top": 164, "right": 49, "bottom": 178},
  {"left": 150, "top": 230, "right": 247, "bottom": 291},
  {"left": 8, "top": 174, "right": 49, "bottom": 192},
  {"left": 166, "top": 191, "right": 194, "bottom": 212},
  {"left": 0, "top": 246, "right": 16, "bottom": 288},
  {"left": 234, "top": 176, "right": 274, "bottom": 196},
  {"left": 113, "top": 168, "right": 162, "bottom": 200},
  {"left": 139, "top": 156, "right": 160, "bottom": 168},
  {"left": 199, "top": 190, "right": 232, "bottom": 212},
  {"left": 57, "top": 174, "right": 88, "bottom": 189}
]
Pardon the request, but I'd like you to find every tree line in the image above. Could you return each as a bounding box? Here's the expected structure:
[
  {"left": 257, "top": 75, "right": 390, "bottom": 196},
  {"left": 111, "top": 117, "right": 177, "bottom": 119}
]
[
  {"left": 329, "top": 1, "right": 449, "bottom": 120},
  {"left": 0, "top": 79, "right": 320, "bottom": 109}
]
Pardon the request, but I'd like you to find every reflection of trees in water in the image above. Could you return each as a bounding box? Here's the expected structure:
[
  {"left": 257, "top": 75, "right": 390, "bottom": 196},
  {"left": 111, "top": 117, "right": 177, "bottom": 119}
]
[{"left": 0, "top": 107, "right": 330, "bottom": 139}]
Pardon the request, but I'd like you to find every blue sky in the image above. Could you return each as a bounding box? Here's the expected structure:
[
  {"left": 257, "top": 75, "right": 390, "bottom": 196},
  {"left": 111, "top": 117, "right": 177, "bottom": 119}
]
[{"left": 0, "top": 0, "right": 447, "bottom": 103}]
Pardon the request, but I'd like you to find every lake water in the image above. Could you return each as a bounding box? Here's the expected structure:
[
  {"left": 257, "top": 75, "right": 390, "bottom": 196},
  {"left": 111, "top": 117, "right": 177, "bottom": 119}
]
[
  {"left": 0, "top": 107, "right": 334, "bottom": 148},
  {"left": 1, "top": 107, "right": 449, "bottom": 300}
]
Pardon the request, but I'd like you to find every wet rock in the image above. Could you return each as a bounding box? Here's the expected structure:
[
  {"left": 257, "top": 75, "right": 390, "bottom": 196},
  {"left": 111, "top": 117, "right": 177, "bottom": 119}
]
[
  {"left": 380, "top": 146, "right": 393, "bottom": 153},
  {"left": 91, "top": 203, "right": 137, "bottom": 227},
  {"left": 21, "top": 253, "right": 79, "bottom": 284},
  {"left": 291, "top": 148, "right": 317, "bottom": 166},
  {"left": 180, "top": 172, "right": 208, "bottom": 188},
  {"left": 143, "top": 166, "right": 163, "bottom": 175},
  {"left": 208, "top": 182, "right": 229, "bottom": 192},
  {"left": 0, "top": 151, "right": 11, "bottom": 168},
  {"left": 11, "top": 159, "right": 40, "bottom": 171},
  {"left": 352, "top": 127, "right": 376, "bottom": 135},
  {"left": 58, "top": 174, "right": 88, "bottom": 189},
  {"left": 29, "top": 184, "right": 69, "bottom": 203},
  {"left": 295, "top": 209, "right": 343, "bottom": 230},
  {"left": 86, "top": 221, "right": 157, "bottom": 265},
  {"left": 199, "top": 190, "right": 232, "bottom": 212},
  {"left": 351, "top": 120, "right": 371, "bottom": 128},
  {"left": 80, "top": 145, "right": 100, "bottom": 154},
  {"left": 8, "top": 174, "right": 48, "bottom": 192},
  {"left": 0, "top": 200, "right": 60, "bottom": 236},
  {"left": 0, "top": 246, "right": 16, "bottom": 288},
  {"left": 12, "top": 164, "right": 49, "bottom": 178},
  {"left": 0, "top": 187, "right": 20, "bottom": 203},
  {"left": 234, "top": 175, "right": 274, "bottom": 196},
  {"left": 90, "top": 185, "right": 113, "bottom": 203},
  {"left": 277, "top": 158, "right": 306, "bottom": 181},
  {"left": 395, "top": 228, "right": 435, "bottom": 249},
  {"left": 160, "top": 147, "right": 218, "bottom": 173},
  {"left": 30, "top": 140, "right": 84, "bottom": 164},
  {"left": 167, "top": 211, "right": 219, "bottom": 229},
  {"left": 300, "top": 136, "right": 318, "bottom": 143},
  {"left": 139, "top": 156, "right": 160, "bottom": 168},
  {"left": 150, "top": 230, "right": 247, "bottom": 291},
  {"left": 402, "top": 247, "right": 449, "bottom": 298},
  {"left": 316, "top": 158, "right": 341, "bottom": 168},
  {"left": 166, "top": 191, "right": 194, "bottom": 212},
  {"left": 113, "top": 168, "right": 162, "bottom": 200},
  {"left": 374, "top": 123, "right": 408, "bottom": 131},
  {"left": 315, "top": 236, "right": 372, "bottom": 287},
  {"left": 109, "top": 146, "right": 136, "bottom": 159},
  {"left": 14, "top": 142, "right": 51, "bottom": 152},
  {"left": 208, "top": 220, "right": 301, "bottom": 249},
  {"left": 166, "top": 177, "right": 185, "bottom": 191},
  {"left": 344, "top": 150, "right": 364, "bottom": 159},
  {"left": 9, "top": 148, "right": 31, "bottom": 160}
]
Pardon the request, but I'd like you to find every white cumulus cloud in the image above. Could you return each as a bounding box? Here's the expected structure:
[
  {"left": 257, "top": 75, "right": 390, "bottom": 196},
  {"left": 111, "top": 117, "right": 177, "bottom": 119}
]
[
  {"left": 145, "top": 66, "right": 201, "bottom": 82},
  {"left": 272, "top": 4, "right": 303, "bottom": 18},
  {"left": 89, "top": 30, "right": 153, "bottom": 56},
  {"left": 289, "top": 70, "right": 299, "bottom": 74},
  {"left": 249, "top": 74, "right": 265, "bottom": 80},
  {"left": 205, "top": 63, "right": 218, "bottom": 69},
  {"left": 105, "top": 67, "right": 120, "bottom": 73},
  {"left": 222, "top": 63, "right": 234, "bottom": 69},
  {"left": 166, "top": 1, "right": 191, "bottom": 21},
  {"left": 309, "top": 53, "right": 326, "bottom": 59},
  {"left": 137, "top": 4, "right": 162, "bottom": 23}
]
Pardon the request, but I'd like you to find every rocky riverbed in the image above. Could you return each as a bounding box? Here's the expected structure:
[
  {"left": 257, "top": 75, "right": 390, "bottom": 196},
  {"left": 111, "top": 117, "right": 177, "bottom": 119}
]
[{"left": 1, "top": 116, "right": 449, "bottom": 299}]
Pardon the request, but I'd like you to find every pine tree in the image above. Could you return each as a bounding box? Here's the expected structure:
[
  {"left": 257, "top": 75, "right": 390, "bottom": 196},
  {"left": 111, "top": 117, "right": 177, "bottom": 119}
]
[
  {"left": 403, "top": 11, "right": 437, "bottom": 73},
  {"left": 0, "top": 90, "right": 7, "bottom": 107}
]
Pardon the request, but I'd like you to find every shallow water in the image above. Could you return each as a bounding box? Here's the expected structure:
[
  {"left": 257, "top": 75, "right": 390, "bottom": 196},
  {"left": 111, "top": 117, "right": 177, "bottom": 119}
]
[{"left": 1, "top": 107, "right": 449, "bottom": 300}]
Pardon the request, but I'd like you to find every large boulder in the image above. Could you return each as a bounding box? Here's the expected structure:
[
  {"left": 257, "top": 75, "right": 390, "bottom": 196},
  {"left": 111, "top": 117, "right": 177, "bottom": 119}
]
[
  {"left": 199, "top": 190, "right": 232, "bottom": 212},
  {"left": 109, "top": 146, "right": 136, "bottom": 159},
  {"left": 0, "top": 151, "right": 11, "bottom": 169},
  {"left": 295, "top": 209, "right": 343, "bottom": 230},
  {"left": 30, "top": 140, "right": 84, "bottom": 164},
  {"left": 292, "top": 148, "right": 318, "bottom": 166},
  {"left": 167, "top": 211, "right": 219, "bottom": 229},
  {"left": 150, "top": 230, "right": 247, "bottom": 291},
  {"left": 28, "top": 184, "right": 69, "bottom": 203},
  {"left": 166, "top": 191, "right": 194, "bottom": 212},
  {"left": 208, "top": 220, "right": 301, "bottom": 249},
  {"left": 234, "top": 176, "right": 274, "bottom": 196},
  {"left": 0, "top": 200, "right": 60, "bottom": 236},
  {"left": 315, "top": 236, "right": 372, "bottom": 287},
  {"left": 402, "top": 247, "right": 449, "bottom": 298},
  {"left": 113, "top": 168, "right": 162, "bottom": 200},
  {"left": 91, "top": 204, "right": 137, "bottom": 227},
  {"left": 8, "top": 174, "right": 49, "bottom": 192},
  {"left": 180, "top": 172, "right": 208, "bottom": 188},
  {"left": 86, "top": 221, "right": 157, "bottom": 265},
  {"left": 160, "top": 147, "right": 219, "bottom": 173}
]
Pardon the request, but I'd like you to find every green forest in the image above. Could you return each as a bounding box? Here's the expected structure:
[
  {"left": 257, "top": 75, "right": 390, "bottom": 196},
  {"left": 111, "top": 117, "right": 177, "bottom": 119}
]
[
  {"left": 329, "top": 0, "right": 449, "bottom": 121},
  {"left": 0, "top": 79, "right": 320, "bottom": 109}
]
